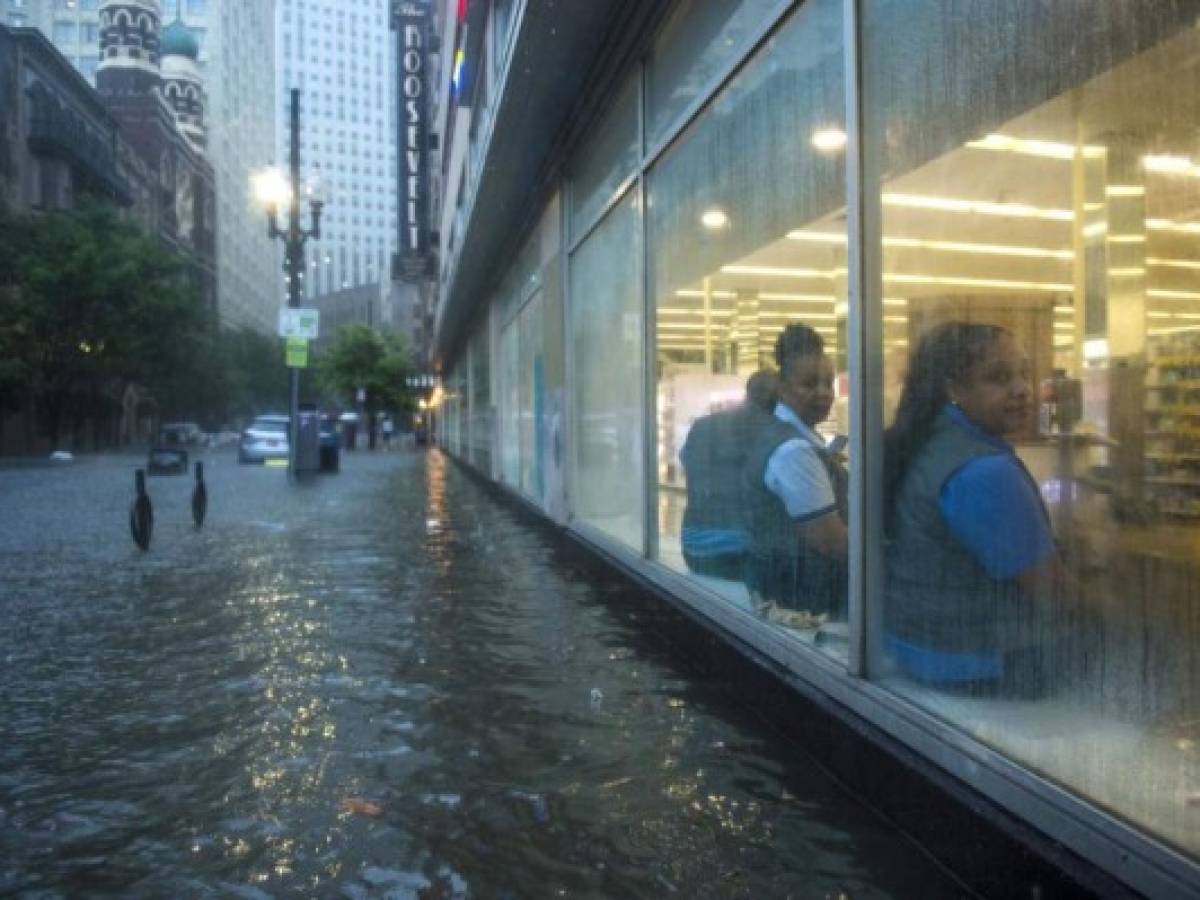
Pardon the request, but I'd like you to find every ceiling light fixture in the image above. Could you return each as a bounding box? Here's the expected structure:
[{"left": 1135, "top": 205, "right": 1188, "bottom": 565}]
[
  {"left": 721, "top": 265, "right": 839, "bottom": 278},
  {"left": 883, "top": 273, "right": 1071, "bottom": 292},
  {"left": 674, "top": 289, "right": 738, "bottom": 299},
  {"left": 811, "top": 128, "right": 848, "bottom": 152},
  {"left": 965, "top": 133, "right": 1105, "bottom": 160},
  {"left": 882, "top": 193, "right": 1074, "bottom": 222}
]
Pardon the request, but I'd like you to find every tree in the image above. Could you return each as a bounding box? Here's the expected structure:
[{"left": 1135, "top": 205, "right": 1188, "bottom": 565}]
[
  {"left": 316, "top": 323, "right": 412, "bottom": 449},
  {"left": 0, "top": 204, "right": 209, "bottom": 445}
]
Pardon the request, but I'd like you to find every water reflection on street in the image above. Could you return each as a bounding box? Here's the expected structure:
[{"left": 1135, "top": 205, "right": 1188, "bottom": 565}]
[{"left": 0, "top": 449, "right": 962, "bottom": 898}]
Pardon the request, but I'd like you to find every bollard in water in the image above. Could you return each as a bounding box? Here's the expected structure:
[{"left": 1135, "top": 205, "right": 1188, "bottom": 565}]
[
  {"left": 192, "top": 461, "right": 207, "bottom": 528},
  {"left": 130, "top": 469, "right": 153, "bottom": 551}
]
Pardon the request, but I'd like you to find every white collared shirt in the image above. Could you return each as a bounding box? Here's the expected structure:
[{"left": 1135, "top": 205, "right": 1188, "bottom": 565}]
[{"left": 764, "top": 402, "right": 837, "bottom": 521}]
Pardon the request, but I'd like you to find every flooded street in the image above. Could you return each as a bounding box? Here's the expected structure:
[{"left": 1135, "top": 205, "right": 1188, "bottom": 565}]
[{"left": 0, "top": 449, "right": 962, "bottom": 898}]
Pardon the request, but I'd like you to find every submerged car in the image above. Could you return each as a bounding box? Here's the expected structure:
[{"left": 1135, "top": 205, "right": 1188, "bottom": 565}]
[
  {"left": 238, "top": 414, "right": 290, "bottom": 464},
  {"left": 147, "top": 446, "right": 188, "bottom": 475}
]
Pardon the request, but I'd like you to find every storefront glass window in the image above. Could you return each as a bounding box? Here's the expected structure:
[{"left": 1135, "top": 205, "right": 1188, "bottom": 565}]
[
  {"left": 569, "top": 74, "right": 639, "bottom": 242},
  {"left": 645, "top": 0, "right": 786, "bottom": 150},
  {"left": 500, "top": 317, "right": 519, "bottom": 488},
  {"left": 650, "top": 0, "right": 849, "bottom": 661},
  {"left": 570, "top": 188, "right": 643, "bottom": 549},
  {"left": 468, "top": 327, "right": 492, "bottom": 475},
  {"left": 519, "top": 290, "right": 546, "bottom": 503},
  {"left": 864, "top": 0, "right": 1200, "bottom": 858}
]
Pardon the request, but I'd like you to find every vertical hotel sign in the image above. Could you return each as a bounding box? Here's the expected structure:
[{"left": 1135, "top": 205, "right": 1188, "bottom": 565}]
[{"left": 394, "top": 1, "right": 429, "bottom": 281}]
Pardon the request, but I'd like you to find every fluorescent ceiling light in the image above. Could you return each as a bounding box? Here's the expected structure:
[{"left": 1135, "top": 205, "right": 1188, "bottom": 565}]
[
  {"left": 1147, "top": 257, "right": 1200, "bottom": 270},
  {"left": 883, "top": 273, "right": 1071, "bottom": 292},
  {"left": 1108, "top": 267, "right": 1145, "bottom": 277},
  {"left": 657, "top": 308, "right": 734, "bottom": 317},
  {"left": 1054, "top": 306, "right": 1074, "bottom": 315},
  {"left": 1143, "top": 154, "right": 1200, "bottom": 175},
  {"left": 884, "top": 236, "right": 1072, "bottom": 260},
  {"left": 966, "top": 133, "right": 1104, "bottom": 160},
  {"left": 721, "top": 265, "right": 839, "bottom": 278},
  {"left": 1146, "top": 218, "right": 1200, "bottom": 235},
  {"left": 883, "top": 193, "right": 1074, "bottom": 222},
  {"left": 787, "top": 229, "right": 1072, "bottom": 260},
  {"left": 675, "top": 289, "right": 737, "bottom": 298},
  {"left": 1148, "top": 288, "right": 1200, "bottom": 301},
  {"left": 759, "top": 312, "right": 839, "bottom": 321},
  {"left": 1083, "top": 338, "right": 1109, "bottom": 360},
  {"left": 1106, "top": 185, "right": 1145, "bottom": 198},
  {"left": 811, "top": 128, "right": 847, "bottom": 152},
  {"left": 1108, "top": 235, "right": 1147, "bottom": 244},
  {"left": 787, "top": 230, "right": 846, "bottom": 244},
  {"left": 700, "top": 208, "right": 728, "bottom": 229},
  {"left": 757, "top": 293, "right": 837, "bottom": 303}
]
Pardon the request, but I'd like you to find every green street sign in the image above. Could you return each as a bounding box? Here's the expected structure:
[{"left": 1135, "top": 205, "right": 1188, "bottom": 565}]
[{"left": 285, "top": 336, "right": 309, "bottom": 368}]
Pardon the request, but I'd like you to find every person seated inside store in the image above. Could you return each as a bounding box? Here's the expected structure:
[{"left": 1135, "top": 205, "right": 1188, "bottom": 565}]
[
  {"left": 884, "top": 322, "right": 1072, "bottom": 698},
  {"left": 743, "top": 324, "right": 848, "bottom": 626},
  {"left": 679, "top": 369, "right": 779, "bottom": 581}
]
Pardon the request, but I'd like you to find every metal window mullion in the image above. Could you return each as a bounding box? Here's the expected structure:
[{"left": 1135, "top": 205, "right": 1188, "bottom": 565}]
[
  {"left": 562, "top": 175, "right": 577, "bottom": 523},
  {"left": 844, "top": 0, "right": 883, "bottom": 679},
  {"left": 638, "top": 57, "right": 656, "bottom": 562}
]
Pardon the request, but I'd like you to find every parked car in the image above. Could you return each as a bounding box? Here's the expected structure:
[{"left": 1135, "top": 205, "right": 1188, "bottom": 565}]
[
  {"left": 238, "top": 414, "right": 290, "bottom": 464},
  {"left": 147, "top": 446, "right": 188, "bottom": 475}
]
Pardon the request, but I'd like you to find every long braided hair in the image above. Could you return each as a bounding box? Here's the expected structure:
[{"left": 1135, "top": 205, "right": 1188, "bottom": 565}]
[{"left": 883, "top": 322, "right": 1010, "bottom": 524}]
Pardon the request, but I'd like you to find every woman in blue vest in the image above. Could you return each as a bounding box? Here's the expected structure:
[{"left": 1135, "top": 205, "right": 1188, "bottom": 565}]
[{"left": 884, "top": 322, "right": 1066, "bottom": 698}]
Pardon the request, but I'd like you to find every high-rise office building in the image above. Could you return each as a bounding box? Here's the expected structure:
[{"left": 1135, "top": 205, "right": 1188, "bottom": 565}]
[
  {"left": 275, "top": 0, "right": 397, "bottom": 312},
  {"left": 17, "top": 0, "right": 279, "bottom": 332}
]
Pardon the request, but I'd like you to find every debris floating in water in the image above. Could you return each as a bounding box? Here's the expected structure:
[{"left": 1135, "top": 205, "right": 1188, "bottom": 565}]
[
  {"left": 589, "top": 688, "right": 604, "bottom": 706},
  {"left": 339, "top": 797, "right": 383, "bottom": 817},
  {"left": 48, "top": 450, "right": 73, "bottom": 462}
]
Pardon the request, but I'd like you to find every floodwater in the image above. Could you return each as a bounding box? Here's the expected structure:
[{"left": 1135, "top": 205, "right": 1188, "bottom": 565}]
[{"left": 0, "top": 448, "right": 965, "bottom": 898}]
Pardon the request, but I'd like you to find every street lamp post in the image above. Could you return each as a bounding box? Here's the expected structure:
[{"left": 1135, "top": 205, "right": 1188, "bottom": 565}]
[{"left": 256, "top": 88, "right": 324, "bottom": 480}]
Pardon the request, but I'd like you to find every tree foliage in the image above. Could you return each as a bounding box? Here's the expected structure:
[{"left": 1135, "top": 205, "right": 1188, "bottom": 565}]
[
  {"left": 316, "top": 323, "right": 412, "bottom": 419},
  {"left": 0, "top": 205, "right": 289, "bottom": 444}
]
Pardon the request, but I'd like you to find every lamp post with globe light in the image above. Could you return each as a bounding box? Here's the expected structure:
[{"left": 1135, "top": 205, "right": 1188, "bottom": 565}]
[{"left": 253, "top": 88, "right": 325, "bottom": 479}]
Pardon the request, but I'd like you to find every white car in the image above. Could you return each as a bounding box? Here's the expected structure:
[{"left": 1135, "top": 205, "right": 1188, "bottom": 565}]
[{"left": 237, "top": 414, "right": 290, "bottom": 464}]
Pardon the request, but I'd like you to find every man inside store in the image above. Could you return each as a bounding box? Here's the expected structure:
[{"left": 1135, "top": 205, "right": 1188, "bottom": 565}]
[
  {"left": 679, "top": 368, "right": 779, "bottom": 580},
  {"left": 743, "top": 324, "right": 848, "bottom": 625}
]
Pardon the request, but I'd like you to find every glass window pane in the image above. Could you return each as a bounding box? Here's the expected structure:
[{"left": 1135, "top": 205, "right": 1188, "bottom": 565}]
[
  {"left": 645, "top": 0, "right": 785, "bottom": 149},
  {"left": 651, "top": 0, "right": 849, "bottom": 663},
  {"left": 519, "top": 290, "right": 545, "bottom": 501},
  {"left": 570, "top": 188, "right": 643, "bottom": 549},
  {"left": 569, "top": 74, "right": 638, "bottom": 242},
  {"left": 500, "top": 320, "right": 519, "bottom": 487},
  {"left": 468, "top": 328, "right": 492, "bottom": 474},
  {"left": 865, "top": 0, "right": 1200, "bottom": 859}
]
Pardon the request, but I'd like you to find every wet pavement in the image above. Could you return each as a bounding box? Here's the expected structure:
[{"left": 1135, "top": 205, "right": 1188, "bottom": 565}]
[{"left": 0, "top": 448, "right": 966, "bottom": 898}]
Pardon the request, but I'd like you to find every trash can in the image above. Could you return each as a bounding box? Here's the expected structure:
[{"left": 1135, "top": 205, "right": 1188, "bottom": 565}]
[{"left": 295, "top": 408, "right": 321, "bottom": 473}]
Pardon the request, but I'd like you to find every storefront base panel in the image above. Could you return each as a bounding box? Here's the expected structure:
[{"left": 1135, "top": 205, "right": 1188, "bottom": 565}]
[{"left": 438, "top": 448, "right": 1183, "bottom": 899}]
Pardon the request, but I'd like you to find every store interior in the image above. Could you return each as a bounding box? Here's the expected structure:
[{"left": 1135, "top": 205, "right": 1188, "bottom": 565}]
[{"left": 655, "top": 19, "right": 1200, "bottom": 856}]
